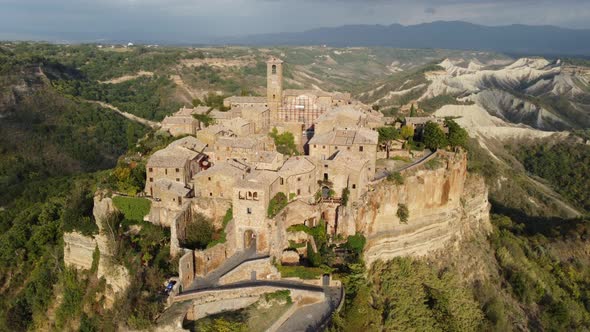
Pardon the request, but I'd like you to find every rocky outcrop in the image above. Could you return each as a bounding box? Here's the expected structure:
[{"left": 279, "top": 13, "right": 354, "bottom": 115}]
[
  {"left": 62, "top": 192, "right": 131, "bottom": 308},
  {"left": 342, "top": 151, "right": 491, "bottom": 266},
  {"left": 63, "top": 232, "right": 96, "bottom": 270}
]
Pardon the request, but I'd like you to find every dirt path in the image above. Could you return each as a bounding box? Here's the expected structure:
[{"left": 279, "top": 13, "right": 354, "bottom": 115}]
[
  {"left": 98, "top": 71, "right": 154, "bottom": 84},
  {"left": 526, "top": 175, "right": 582, "bottom": 218},
  {"left": 85, "top": 100, "right": 160, "bottom": 129}
]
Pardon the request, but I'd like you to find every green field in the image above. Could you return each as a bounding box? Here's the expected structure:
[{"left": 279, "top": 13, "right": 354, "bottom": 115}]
[{"left": 112, "top": 196, "right": 151, "bottom": 222}]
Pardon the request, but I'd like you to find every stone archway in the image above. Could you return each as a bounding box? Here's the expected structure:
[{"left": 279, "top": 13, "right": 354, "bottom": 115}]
[{"left": 244, "top": 230, "right": 256, "bottom": 250}]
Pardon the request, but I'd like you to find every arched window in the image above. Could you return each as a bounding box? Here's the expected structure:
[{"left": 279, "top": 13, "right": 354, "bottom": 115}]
[
  {"left": 253, "top": 192, "right": 258, "bottom": 200},
  {"left": 272, "top": 64, "right": 277, "bottom": 74}
]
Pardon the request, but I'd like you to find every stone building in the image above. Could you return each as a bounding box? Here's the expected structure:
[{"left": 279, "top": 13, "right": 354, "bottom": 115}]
[
  {"left": 277, "top": 156, "right": 318, "bottom": 201},
  {"left": 308, "top": 127, "right": 379, "bottom": 179},
  {"left": 145, "top": 137, "right": 208, "bottom": 197},
  {"left": 316, "top": 151, "right": 371, "bottom": 203},
  {"left": 161, "top": 106, "right": 210, "bottom": 136},
  {"left": 267, "top": 57, "right": 284, "bottom": 122},
  {"left": 196, "top": 124, "right": 237, "bottom": 146},
  {"left": 193, "top": 160, "right": 250, "bottom": 200},
  {"left": 209, "top": 136, "right": 276, "bottom": 163},
  {"left": 231, "top": 170, "right": 282, "bottom": 253},
  {"left": 223, "top": 96, "right": 267, "bottom": 109},
  {"left": 239, "top": 105, "right": 270, "bottom": 134},
  {"left": 224, "top": 57, "right": 355, "bottom": 130},
  {"left": 314, "top": 106, "right": 383, "bottom": 135},
  {"left": 404, "top": 116, "right": 446, "bottom": 135}
]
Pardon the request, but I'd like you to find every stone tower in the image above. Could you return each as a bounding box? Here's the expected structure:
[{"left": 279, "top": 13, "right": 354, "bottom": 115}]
[{"left": 267, "top": 57, "right": 283, "bottom": 122}]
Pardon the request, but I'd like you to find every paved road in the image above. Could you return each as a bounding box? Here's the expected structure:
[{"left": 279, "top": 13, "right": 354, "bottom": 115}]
[
  {"left": 278, "top": 286, "right": 342, "bottom": 332},
  {"left": 374, "top": 149, "right": 436, "bottom": 181},
  {"left": 185, "top": 244, "right": 259, "bottom": 291}
]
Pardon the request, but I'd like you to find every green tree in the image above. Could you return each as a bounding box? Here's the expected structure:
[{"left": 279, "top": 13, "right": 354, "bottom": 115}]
[
  {"left": 193, "top": 113, "right": 215, "bottom": 127},
  {"left": 423, "top": 121, "right": 448, "bottom": 150},
  {"left": 183, "top": 213, "right": 215, "bottom": 250},
  {"left": 400, "top": 125, "right": 415, "bottom": 140},
  {"left": 269, "top": 127, "right": 299, "bottom": 156},
  {"left": 409, "top": 103, "right": 417, "bottom": 117},
  {"left": 445, "top": 119, "right": 468, "bottom": 149}
]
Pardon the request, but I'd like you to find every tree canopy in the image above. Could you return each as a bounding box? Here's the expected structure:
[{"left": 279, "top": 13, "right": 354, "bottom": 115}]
[{"left": 423, "top": 122, "right": 448, "bottom": 150}]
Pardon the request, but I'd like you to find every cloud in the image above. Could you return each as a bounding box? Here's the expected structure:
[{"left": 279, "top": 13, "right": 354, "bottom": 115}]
[{"left": 0, "top": 0, "right": 589, "bottom": 42}]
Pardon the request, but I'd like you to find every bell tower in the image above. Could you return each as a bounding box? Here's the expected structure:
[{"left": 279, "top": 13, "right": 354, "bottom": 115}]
[{"left": 267, "top": 57, "right": 283, "bottom": 122}]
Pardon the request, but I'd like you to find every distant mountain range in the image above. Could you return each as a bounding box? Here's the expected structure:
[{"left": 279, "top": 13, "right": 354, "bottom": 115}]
[{"left": 222, "top": 21, "right": 590, "bottom": 56}]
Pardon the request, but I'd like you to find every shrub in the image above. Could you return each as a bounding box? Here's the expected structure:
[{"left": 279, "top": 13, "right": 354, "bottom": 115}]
[
  {"left": 397, "top": 204, "right": 409, "bottom": 223},
  {"left": 264, "top": 290, "right": 292, "bottom": 304},
  {"left": 182, "top": 213, "right": 215, "bottom": 250},
  {"left": 387, "top": 172, "right": 404, "bottom": 185},
  {"left": 345, "top": 234, "right": 367, "bottom": 255},
  {"left": 342, "top": 188, "right": 350, "bottom": 206},
  {"left": 268, "top": 192, "right": 288, "bottom": 218},
  {"left": 276, "top": 264, "right": 327, "bottom": 279},
  {"left": 424, "top": 158, "right": 443, "bottom": 170}
]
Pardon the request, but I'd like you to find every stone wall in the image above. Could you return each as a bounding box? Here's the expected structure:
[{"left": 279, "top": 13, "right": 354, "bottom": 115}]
[
  {"left": 194, "top": 243, "right": 229, "bottom": 277},
  {"left": 179, "top": 250, "right": 195, "bottom": 291},
  {"left": 339, "top": 151, "right": 491, "bottom": 266},
  {"left": 218, "top": 257, "right": 279, "bottom": 285},
  {"left": 191, "top": 197, "right": 231, "bottom": 229}
]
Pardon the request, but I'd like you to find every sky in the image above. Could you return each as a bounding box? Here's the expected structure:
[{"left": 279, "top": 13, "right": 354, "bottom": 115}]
[{"left": 1, "top": 0, "right": 589, "bottom": 43}]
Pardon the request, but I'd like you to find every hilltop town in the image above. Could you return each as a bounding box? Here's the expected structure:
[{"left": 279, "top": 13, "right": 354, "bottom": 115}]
[{"left": 62, "top": 57, "right": 490, "bottom": 331}]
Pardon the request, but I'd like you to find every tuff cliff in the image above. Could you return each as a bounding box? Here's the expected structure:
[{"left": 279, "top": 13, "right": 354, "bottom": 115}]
[
  {"left": 341, "top": 151, "right": 491, "bottom": 266},
  {"left": 63, "top": 192, "right": 131, "bottom": 308}
]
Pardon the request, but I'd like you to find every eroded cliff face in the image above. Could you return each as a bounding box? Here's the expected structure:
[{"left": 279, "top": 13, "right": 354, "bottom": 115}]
[
  {"left": 342, "top": 152, "right": 491, "bottom": 266},
  {"left": 63, "top": 192, "right": 131, "bottom": 308}
]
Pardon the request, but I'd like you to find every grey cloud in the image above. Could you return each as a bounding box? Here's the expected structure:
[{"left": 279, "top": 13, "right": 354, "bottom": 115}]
[{"left": 0, "top": 0, "right": 589, "bottom": 42}]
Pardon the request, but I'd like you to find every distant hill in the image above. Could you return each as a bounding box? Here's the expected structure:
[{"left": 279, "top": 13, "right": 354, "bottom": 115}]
[{"left": 226, "top": 21, "right": 590, "bottom": 56}]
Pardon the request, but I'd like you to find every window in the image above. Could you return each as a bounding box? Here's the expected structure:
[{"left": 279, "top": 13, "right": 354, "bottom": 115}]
[
  {"left": 359, "top": 146, "right": 364, "bottom": 152},
  {"left": 352, "top": 184, "right": 356, "bottom": 189},
  {"left": 297, "top": 189, "right": 301, "bottom": 195},
  {"left": 280, "top": 178, "right": 284, "bottom": 185},
  {"left": 314, "top": 145, "right": 317, "bottom": 148},
  {"left": 239, "top": 191, "right": 245, "bottom": 200},
  {"left": 253, "top": 192, "right": 258, "bottom": 200},
  {"left": 165, "top": 169, "right": 168, "bottom": 175},
  {"left": 297, "top": 177, "right": 301, "bottom": 182},
  {"left": 247, "top": 208, "right": 252, "bottom": 214},
  {"left": 324, "top": 164, "right": 328, "bottom": 168},
  {"left": 324, "top": 173, "right": 329, "bottom": 181},
  {"left": 208, "top": 177, "right": 211, "bottom": 181},
  {"left": 209, "top": 192, "right": 213, "bottom": 197},
  {"left": 176, "top": 168, "right": 180, "bottom": 172},
  {"left": 148, "top": 168, "right": 153, "bottom": 172},
  {"left": 149, "top": 178, "right": 153, "bottom": 182},
  {"left": 272, "top": 64, "right": 277, "bottom": 74},
  {"left": 178, "top": 197, "right": 182, "bottom": 205},
  {"left": 322, "top": 145, "right": 326, "bottom": 149},
  {"left": 176, "top": 178, "right": 180, "bottom": 182},
  {"left": 347, "top": 147, "right": 351, "bottom": 151}
]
